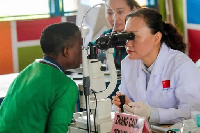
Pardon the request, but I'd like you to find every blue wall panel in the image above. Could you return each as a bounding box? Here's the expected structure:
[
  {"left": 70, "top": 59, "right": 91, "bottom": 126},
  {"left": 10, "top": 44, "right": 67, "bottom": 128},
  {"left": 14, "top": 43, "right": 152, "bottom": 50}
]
[{"left": 187, "top": 0, "right": 200, "bottom": 24}]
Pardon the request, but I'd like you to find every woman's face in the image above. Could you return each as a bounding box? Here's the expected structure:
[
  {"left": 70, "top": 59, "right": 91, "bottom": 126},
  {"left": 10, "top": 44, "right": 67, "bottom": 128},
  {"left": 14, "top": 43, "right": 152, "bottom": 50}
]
[
  {"left": 124, "top": 17, "right": 161, "bottom": 67},
  {"left": 105, "top": 0, "right": 131, "bottom": 32}
]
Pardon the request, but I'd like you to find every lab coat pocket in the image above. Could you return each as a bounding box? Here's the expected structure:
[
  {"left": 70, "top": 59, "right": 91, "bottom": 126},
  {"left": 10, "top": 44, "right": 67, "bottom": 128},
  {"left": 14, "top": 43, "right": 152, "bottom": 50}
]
[{"left": 159, "top": 88, "right": 176, "bottom": 108}]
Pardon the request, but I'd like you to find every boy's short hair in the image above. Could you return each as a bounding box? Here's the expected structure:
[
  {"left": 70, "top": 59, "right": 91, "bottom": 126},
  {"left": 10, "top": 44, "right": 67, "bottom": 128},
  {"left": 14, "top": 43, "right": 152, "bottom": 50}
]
[{"left": 40, "top": 22, "right": 80, "bottom": 56}]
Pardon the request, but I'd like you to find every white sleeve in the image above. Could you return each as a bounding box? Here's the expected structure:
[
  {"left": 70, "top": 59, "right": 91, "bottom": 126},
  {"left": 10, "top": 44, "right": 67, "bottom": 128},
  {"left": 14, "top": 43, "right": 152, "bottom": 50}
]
[
  {"left": 119, "top": 58, "right": 133, "bottom": 101},
  {"left": 149, "top": 107, "right": 160, "bottom": 124}
]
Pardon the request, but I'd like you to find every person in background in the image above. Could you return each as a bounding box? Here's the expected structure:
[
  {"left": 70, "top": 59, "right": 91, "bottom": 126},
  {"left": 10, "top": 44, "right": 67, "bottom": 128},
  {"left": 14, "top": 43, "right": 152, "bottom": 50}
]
[
  {"left": 0, "top": 22, "right": 82, "bottom": 132},
  {"left": 92, "top": 0, "right": 141, "bottom": 99},
  {"left": 93, "top": 0, "right": 141, "bottom": 70},
  {"left": 112, "top": 8, "right": 200, "bottom": 124}
]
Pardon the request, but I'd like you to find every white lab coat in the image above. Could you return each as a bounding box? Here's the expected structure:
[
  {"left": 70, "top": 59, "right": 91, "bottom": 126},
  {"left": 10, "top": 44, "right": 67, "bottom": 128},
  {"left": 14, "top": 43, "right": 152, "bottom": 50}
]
[{"left": 120, "top": 43, "right": 200, "bottom": 124}]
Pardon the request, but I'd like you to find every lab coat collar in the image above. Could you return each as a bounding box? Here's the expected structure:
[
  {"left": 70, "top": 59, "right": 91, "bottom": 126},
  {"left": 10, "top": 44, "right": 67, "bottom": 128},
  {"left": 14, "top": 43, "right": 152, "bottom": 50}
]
[
  {"left": 137, "top": 43, "right": 169, "bottom": 77},
  {"left": 151, "top": 43, "right": 170, "bottom": 76},
  {"left": 145, "top": 43, "right": 170, "bottom": 93}
]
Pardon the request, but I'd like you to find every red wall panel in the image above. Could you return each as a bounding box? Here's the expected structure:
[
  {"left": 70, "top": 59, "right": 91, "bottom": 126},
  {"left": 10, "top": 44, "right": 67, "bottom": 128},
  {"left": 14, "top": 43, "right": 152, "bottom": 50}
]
[
  {"left": 16, "top": 17, "right": 62, "bottom": 42},
  {"left": 188, "top": 29, "right": 200, "bottom": 63}
]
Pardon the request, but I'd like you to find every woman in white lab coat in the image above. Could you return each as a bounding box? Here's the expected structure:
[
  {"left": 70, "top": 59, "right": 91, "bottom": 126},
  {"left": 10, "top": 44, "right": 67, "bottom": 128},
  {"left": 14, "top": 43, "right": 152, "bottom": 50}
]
[{"left": 112, "top": 8, "right": 200, "bottom": 124}]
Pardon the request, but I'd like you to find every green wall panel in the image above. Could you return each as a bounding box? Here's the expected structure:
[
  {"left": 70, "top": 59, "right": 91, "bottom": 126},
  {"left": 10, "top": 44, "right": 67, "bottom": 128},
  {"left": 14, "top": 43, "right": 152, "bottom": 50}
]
[
  {"left": 18, "top": 45, "right": 43, "bottom": 71},
  {"left": 158, "top": 0, "right": 166, "bottom": 21},
  {"left": 158, "top": 0, "right": 184, "bottom": 35},
  {"left": 173, "top": 0, "right": 184, "bottom": 35}
]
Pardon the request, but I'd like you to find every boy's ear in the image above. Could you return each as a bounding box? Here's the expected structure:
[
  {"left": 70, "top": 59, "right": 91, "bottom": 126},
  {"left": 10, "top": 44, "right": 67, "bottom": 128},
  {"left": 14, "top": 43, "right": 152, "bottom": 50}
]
[{"left": 63, "top": 47, "right": 71, "bottom": 58}]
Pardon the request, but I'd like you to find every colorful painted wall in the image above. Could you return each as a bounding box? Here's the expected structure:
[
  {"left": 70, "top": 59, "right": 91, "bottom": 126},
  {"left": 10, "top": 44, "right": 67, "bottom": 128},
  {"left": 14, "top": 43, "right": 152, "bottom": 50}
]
[
  {"left": 186, "top": 0, "right": 200, "bottom": 63},
  {"left": 1, "top": 1, "right": 200, "bottom": 75},
  {"left": 159, "top": 0, "right": 200, "bottom": 63},
  {"left": 0, "top": 17, "right": 64, "bottom": 75}
]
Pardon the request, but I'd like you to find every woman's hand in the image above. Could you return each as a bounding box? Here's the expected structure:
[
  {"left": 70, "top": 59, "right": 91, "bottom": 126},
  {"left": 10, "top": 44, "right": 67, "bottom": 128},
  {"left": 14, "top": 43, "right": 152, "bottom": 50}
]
[
  {"left": 123, "top": 102, "right": 151, "bottom": 119},
  {"left": 112, "top": 91, "right": 130, "bottom": 111}
]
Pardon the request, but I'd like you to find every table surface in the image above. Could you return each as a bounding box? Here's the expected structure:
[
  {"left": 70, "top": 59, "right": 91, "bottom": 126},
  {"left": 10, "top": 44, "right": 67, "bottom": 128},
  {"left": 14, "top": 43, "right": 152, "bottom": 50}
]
[
  {"left": 0, "top": 73, "right": 19, "bottom": 98},
  {"left": 0, "top": 72, "right": 120, "bottom": 98}
]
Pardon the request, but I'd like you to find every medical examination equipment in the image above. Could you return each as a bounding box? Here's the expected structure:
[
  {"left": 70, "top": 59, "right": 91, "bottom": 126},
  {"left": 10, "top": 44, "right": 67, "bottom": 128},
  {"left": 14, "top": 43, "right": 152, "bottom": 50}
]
[
  {"left": 68, "top": 3, "right": 134, "bottom": 133},
  {"left": 95, "top": 31, "right": 135, "bottom": 50}
]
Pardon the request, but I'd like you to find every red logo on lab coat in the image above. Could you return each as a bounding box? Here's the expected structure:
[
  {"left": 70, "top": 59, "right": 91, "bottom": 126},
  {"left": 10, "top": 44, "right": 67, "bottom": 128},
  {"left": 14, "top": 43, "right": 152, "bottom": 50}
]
[{"left": 162, "top": 80, "right": 170, "bottom": 88}]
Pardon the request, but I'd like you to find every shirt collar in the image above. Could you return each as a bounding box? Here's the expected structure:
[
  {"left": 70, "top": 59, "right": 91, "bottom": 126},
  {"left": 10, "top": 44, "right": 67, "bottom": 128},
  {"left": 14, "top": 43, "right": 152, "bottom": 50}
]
[
  {"left": 142, "top": 61, "right": 155, "bottom": 74},
  {"left": 42, "top": 56, "right": 65, "bottom": 73}
]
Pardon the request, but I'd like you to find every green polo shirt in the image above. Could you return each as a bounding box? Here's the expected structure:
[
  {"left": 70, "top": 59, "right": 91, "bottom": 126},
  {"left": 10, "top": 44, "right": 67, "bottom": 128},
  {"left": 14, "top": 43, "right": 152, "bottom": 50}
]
[{"left": 0, "top": 61, "right": 78, "bottom": 133}]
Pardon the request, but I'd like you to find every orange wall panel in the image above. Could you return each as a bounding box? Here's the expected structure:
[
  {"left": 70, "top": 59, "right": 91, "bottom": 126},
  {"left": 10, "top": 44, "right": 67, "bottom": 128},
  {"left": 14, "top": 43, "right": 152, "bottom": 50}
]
[{"left": 0, "top": 22, "right": 13, "bottom": 74}]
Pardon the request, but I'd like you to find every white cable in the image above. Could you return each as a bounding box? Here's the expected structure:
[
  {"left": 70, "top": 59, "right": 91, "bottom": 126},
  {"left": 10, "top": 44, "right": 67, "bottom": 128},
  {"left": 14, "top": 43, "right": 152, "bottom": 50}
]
[
  {"left": 80, "top": 3, "right": 116, "bottom": 39},
  {"left": 80, "top": 2, "right": 117, "bottom": 89}
]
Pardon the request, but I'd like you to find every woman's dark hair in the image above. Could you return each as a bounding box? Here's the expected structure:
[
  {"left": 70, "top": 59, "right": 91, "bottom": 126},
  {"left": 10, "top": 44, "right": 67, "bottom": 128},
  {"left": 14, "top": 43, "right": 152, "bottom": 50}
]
[
  {"left": 40, "top": 22, "right": 80, "bottom": 56},
  {"left": 126, "top": 8, "right": 187, "bottom": 53},
  {"left": 125, "top": 0, "right": 141, "bottom": 10}
]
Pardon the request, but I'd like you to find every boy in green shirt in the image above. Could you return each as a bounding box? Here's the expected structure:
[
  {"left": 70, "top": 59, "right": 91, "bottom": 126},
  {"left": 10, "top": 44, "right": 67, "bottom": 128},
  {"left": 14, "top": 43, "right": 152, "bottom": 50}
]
[{"left": 0, "top": 22, "right": 82, "bottom": 133}]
